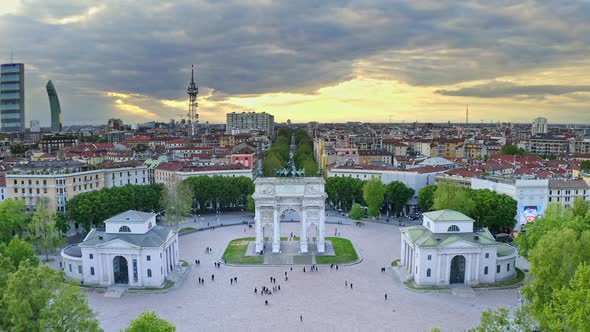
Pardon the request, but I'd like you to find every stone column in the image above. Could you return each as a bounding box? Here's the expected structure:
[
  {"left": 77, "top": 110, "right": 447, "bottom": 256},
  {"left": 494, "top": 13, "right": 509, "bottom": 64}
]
[
  {"left": 300, "top": 209, "right": 308, "bottom": 253},
  {"left": 465, "top": 255, "right": 471, "bottom": 284},
  {"left": 317, "top": 206, "right": 326, "bottom": 252},
  {"left": 255, "top": 207, "right": 263, "bottom": 252},
  {"left": 474, "top": 253, "right": 480, "bottom": 284},
  {"left": 272, "top": 208, "right": 280, "bottom": 253}
]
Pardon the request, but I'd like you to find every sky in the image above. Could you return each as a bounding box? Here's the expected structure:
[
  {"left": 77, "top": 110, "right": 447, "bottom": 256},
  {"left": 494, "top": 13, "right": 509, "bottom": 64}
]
[{"left": 1, "top": 0, "right": 590, "bottom": 126}]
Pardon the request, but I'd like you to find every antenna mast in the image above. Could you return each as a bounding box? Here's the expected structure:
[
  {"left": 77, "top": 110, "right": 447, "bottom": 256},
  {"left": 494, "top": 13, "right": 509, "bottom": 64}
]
[{"left": 187, "top": 64, "right": 199, "bottom": 137}]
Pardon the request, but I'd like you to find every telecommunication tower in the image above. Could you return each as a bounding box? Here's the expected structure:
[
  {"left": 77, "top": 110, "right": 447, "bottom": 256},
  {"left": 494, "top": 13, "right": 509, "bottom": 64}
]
[{"left": 187, "top": 64, "right": 199, "bottom": 137}]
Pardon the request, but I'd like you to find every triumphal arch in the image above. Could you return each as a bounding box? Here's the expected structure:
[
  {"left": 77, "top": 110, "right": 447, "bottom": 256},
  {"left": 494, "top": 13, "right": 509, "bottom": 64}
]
[{"left": 253, "top": 176, "right": 327, "bottom": 253}]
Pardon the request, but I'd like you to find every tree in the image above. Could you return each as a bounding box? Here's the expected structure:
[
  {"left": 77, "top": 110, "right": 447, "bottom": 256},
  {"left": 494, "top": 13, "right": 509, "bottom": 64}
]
[
  {"left": 469, "top": 189, "right": 517, "bottom": 232},
  {"left": 0, "top": 199, "right": 30, "bottom": 244},
  {"left": 28, "top": 198, "right": 65, "bottom": 261},
  {"left": 246, "top": 195, "right": 255, "bottom": 213},
  {"left": 0, "top": 262, "right": 101, "bottom": 331},
  {"left": 161, "top": 180, "right": 193, "bottom": 229},
  {"left": 0, "top": 236, "right": 39, "bottom": 268},
  {"left": 418, "top": 185, "right": 437, "bottom": 211},
  {"left": 433, "top": 181, "right": 475, "bottom": 216},
  {"left": 325, "top": 177, "right": 365, "bottom": 210},
  {"left": 468, "top": 307, "right": 536, "bottom": 332},
  {"left": 385, "top": 181, "right": 414, "bottom": 217},
  {"left": 580, "top": 160, "right": 590, "bottom": 172},
  {"left": 522, "top": 229, "right": 590, "bottom": 327},
  {"left": 500, "top": 144, "right": 519, "bottom": 155},
  {"left": 125, "top": 311, "right": 176, "bottom": 332},
  {"left": 363, "top": 177, "right": 386, "bottom": 217},
  {"left": 544, "top": 264, "right": 590, "bottom": 331},
  {"left": 350, "top": 203, "right": 364, "bottom": 220}
]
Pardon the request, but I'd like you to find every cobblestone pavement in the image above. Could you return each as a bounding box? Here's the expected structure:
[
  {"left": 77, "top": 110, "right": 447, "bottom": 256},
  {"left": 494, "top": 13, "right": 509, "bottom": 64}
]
[{"left": 87, "top": 215, "right": 522, "bottom": 332}]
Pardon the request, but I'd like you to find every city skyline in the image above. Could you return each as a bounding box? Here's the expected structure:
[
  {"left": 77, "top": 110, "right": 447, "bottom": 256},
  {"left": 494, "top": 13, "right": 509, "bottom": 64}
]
[{"left": 1, "top": 1, "right": 590, "bottom": 126}]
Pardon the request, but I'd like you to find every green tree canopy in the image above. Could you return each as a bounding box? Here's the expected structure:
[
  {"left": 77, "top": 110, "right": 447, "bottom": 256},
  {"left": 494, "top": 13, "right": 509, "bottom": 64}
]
[
  {"left": 350, "top": 203, "right": 364, "bottom": 220},
  {"left": 433, "top": 181, "right": 475, "bottom": 217},
  {"left": 0, "top": 262, "right": 101, "bottom": 331},
  {"left": 125, "top": 311, "right": 176, "bottom": 332},
  {"left": 161, "top": 180, "right": 193, "bottom": 229},
  {"left": 325, "top": 177, "right": 365, "bottom": 210},
  {"left": 28, "top": 198, "right": 64, "bottom": 261},
  {"left": 0, "top": 236, "right": 39, "bottom": 269},
  {"left": 468, "top": 307, "right": 536, "bottom": 332},
  {"left": 580, "top": 160, "right": 590, "bottom": 172},
  {"left": 499, "top": 144, "right": 519, "bottom": 155},
  {"left": 418, "top": 185, "right": 437, "bottom": 211},
  {"left": 522, "top": 228, "right": 590, "bottom": 328},
  {"left": 469, "top": 189, "right": 517, "bottom": 232},
  {"left": 385, "top": 181, "right": 414, "bottom": 216},
  {"left": 0, "top": 199, "right": 30, "bottom": 244},
  {"left": 544, "top": 263, "right": 590, "bottom": 331},
  {"left": 363, "top": 177, "right": 386, "bottom": 217}
]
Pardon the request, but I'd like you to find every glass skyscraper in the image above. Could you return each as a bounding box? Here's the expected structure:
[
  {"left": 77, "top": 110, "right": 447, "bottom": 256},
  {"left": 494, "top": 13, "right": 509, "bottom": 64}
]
[
  {"left": 0, "top": 63, "right": 25, "bottom": 132},
  {"left": 46, "top": 80, "right": 62, "bottom": 132}
]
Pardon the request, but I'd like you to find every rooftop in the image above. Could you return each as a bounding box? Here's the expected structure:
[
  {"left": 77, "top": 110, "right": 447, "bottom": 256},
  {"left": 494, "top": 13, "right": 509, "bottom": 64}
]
[
  {"left": 423, "top": 209, "right": 474, "bottom": 223},
  {"left": 105, "top": 210, "right": 156, "bottom": 224},
  {"left": 81, "top": 225, "right": 173, "bottom": 248},
  {"left": 402, "top": 225, "right": 496, "bottom": 248}
]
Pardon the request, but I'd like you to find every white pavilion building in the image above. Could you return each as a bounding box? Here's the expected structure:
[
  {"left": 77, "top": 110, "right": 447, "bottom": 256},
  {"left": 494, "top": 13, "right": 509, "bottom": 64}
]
[
  {"left": 399, "top": 209, "right": 517, "bottom": 286},
  {"left": 61, "top": 210, "right": 179, "bottom": 287}
]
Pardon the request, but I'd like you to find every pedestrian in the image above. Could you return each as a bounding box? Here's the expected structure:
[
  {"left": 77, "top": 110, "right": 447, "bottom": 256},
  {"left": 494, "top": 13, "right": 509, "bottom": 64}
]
[
  {"left": 265, "top": 300, "right": 268, "bottom": 305},
  {"left": 234, "top": 277, "right": 237, "bottom": 283},
  {"left": 330, "top": 264, "right": 333, "bottom": 269},
  {"left": 285, "top": 276, "right": 288, "bottom": 281},
  {"left": 345, "top": 281, "right": 347, "bottom": 287},
  {"left": 300, "top": 314, "right": 303, "bottom": 322},
  {"left": 255, "top": 287, "right": 257, "bottom": 293},
  {"left": 231, "top": 279, "right": 233, "bottom": 285},
  {"left": 303, "top": 267, "right": 306, "bottom": 272},
  {"left": 336, "top": 265, "right": 339, "bottom": 270},
  {"left": 350, "top": 283, "right": 353, "bottom": 289},
  {"left": 285, "top": 271, "right": 287, "bottom": 277},
  {"left": 278, "top": 285, "right": 281, "bottom": 291},
  {"left": 290, "top": 267, "right": 293, "bottom": 271},
  {"left": 195, "top": 259, "right": 198, "bottom": 265},
  {"left": 211, "top": 274, "right": 214, "bottom": 281},
  {"left": 385, "top": 293, "right": 388, "bottom": 300}
]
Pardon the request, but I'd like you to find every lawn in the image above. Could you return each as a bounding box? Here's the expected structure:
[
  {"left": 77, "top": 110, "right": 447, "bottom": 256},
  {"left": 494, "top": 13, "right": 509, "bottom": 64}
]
[
  {"left": 222, "top": 237, "right": 264, "bottom": 264},
  {"left": 315, "top": 237, "right": 358, "bottom": 264},
  {"left": 473, "top": 267, "right": 525, "bottom": 288},
  {"left": 179, "top": 227, "right": 196, "bottom": 234}
]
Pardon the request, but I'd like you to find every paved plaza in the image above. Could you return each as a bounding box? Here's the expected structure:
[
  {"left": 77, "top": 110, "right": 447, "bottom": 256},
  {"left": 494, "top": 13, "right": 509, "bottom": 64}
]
[{"left": 86, "top": 212, "right": 522, "bottom": 331}]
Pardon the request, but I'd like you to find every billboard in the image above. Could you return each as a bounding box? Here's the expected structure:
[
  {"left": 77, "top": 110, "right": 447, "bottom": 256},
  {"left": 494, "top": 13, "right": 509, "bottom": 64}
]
[{"left": 521, "top": 206, "right": 541, "bottom": 224}]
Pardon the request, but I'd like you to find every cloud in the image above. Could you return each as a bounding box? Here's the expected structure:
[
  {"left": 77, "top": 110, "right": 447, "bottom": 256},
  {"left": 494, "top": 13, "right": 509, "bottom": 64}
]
[
  {"left": 435, "top": 81, "right": 590, "bottom": 98},
  {"left": 2, "top": 0, "right": 590, "bottom": 125}
]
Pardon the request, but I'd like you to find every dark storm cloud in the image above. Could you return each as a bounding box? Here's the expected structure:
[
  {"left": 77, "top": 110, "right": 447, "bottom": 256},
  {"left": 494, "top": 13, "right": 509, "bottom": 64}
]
[
  {"left": 1, "top": 0, "right": 590, "bottom": 123},
  {"left": 435, "top": 81, "right": 590, "bottom": 98}
]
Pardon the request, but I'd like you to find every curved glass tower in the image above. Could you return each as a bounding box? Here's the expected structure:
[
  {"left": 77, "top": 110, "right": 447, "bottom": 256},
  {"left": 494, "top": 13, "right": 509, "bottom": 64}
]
[{"left": 46, "top": 80, "right": 62, "bottom": 132}]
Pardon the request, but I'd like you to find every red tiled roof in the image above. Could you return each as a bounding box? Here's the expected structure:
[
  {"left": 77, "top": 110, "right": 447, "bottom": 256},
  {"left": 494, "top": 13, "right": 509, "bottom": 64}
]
[{"left": 0, "top": 174, "right": 5, "bottom": 187}]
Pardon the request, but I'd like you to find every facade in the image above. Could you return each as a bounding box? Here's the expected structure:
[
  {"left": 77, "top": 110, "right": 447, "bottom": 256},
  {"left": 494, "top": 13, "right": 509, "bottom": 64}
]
[
  {"left": 471, "top": 178, "right": 549, "bottom": 228},
  {"left": 253, "top": 177, "right": 327, "bottom": 253},
  {"left": 399, "top": 210, "right": 517, "bottom": 286},
  {"left": 548, "top": 179, "right": 590, "bottom": 208},
  {"left": 231, "top": 143, "right": 257, "bottom": 170},
  {"left": 155, "top": 162, "right": 253, "bottom": 188},
  {"left": 531, "top": 117, "right": 548, "bottom": 136},
  {"left": 107, "top": 118, "right": 124, "bottom": 131},
  {"left": 528, "top": 136, "right": 569, "bottom": 155},
  {"left": 62, "top": 210, "right": 179, "bottom": 287},
  {"left": 6, "top": 160, "right": 149, "bottom": 212},
  {"left": 0, "top": 63, "right": 25, "bottom": 132},
  {"left": 40, "top": 134, "right": 77, "bottom": 153},
  {"left": 46, "top": 80, "right": 62, "bottom": 132},
  {"left": 226, "top": 112, "right": 274, "bottom": 135},
  {"left": 30, "top": 120, "right": 40, "bottom": 132}
]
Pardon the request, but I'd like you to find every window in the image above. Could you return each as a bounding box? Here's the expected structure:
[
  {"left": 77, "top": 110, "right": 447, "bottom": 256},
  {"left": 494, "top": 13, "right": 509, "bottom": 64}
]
[
  {"left": 447, "top": 225, "right": 460, "bottom": 232},
  {"left": 426, "top": 268, "right": 431, "bottom": 277},
  {"left": 484, "top": 266, "right": 488, "bottom": 275},
  {"left": 147, "top": 269, "right": 152, "bottom": 278},
  {"left": 147, "top": 255, "right": 151, "bottom": 261},
  {"left": 89, "top": 254, "right": 93, "bottom": 259},
  {"left": 496, "top": 265, "right": 500, "bottom": 273},
  {"left": 78, "top": 265, "right": 82, "bottom": 274},
  {"left": 69, "top": 264, "right": 72, "bottom": 272},
  {"left": 90, "top": 267, "right": 95, "bottom": 275},
  {"left": 507, "top": 263, "right": 510, "bottom": 271},
  {"left": 427, "top": 255, "right": 432, "bottom": 261},
  {"left": 485, "top": 253, "right": 489, "bottom": 259},
  {"left": 119, "top": 226, "right": 131, "bottom": 232}
]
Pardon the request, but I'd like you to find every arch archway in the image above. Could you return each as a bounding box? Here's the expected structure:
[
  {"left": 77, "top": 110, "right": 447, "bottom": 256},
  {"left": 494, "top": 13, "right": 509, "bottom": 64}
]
[
  {"left": 253, "top": 178, "right": 326, "bottom": 254},
  {"left": 449, "top": 255, "right": 466, "bottom": 284},
  {"left": 113, "top": 256, "right": 129, "bottom": 284}
]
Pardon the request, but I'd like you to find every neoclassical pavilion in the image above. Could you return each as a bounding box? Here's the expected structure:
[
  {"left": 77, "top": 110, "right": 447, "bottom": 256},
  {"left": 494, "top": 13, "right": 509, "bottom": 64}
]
[
  {"left": 61, "top": 210, "right": 179, "bottom": 287},
  {"left": 252, "top": 177, "right": 327, "bottom": 253},
  {"left": 399, "top": 209, "right": 517, "bottom": 286}
]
